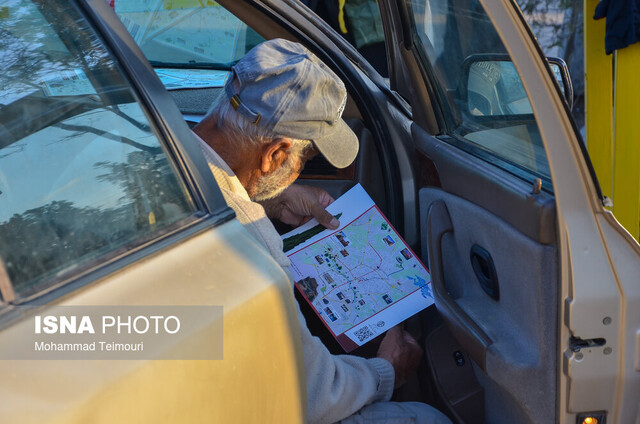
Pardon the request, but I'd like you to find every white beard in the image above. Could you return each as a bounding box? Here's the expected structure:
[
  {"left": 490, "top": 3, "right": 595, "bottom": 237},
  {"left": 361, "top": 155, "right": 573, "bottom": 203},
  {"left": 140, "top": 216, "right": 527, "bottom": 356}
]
[{"left": 251, "top": 152, "right": 302, "bottom": 201}]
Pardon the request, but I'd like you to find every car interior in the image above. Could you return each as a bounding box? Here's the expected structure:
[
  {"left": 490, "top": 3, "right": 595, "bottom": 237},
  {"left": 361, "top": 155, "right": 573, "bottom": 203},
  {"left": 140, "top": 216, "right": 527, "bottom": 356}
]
[{"left": 110, "top": 1, "right": 561, "bottom": 423}]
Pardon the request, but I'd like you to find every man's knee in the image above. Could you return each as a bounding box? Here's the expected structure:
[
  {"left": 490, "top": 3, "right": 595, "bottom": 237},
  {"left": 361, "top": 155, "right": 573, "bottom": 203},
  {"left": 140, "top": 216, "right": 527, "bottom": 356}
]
[{"left": 338, "top": 401, "right": 452, "bottom": 424}]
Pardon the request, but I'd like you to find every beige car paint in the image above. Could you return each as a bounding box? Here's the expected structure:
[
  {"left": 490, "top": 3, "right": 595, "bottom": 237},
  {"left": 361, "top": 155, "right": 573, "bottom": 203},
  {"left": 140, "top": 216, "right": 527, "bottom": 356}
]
[
  {"left": 0, "top": 219, "right": 306, "bottom": 423},
  {"left": 481, "top": 0, "right": 640, "bottom": 422}
]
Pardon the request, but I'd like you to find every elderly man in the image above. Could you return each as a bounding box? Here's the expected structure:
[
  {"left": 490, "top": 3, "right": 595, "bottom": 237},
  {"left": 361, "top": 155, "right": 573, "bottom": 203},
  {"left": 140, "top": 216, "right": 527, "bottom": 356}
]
[{"left": 193, "top": 39, "right": 450, "bottom": 424}]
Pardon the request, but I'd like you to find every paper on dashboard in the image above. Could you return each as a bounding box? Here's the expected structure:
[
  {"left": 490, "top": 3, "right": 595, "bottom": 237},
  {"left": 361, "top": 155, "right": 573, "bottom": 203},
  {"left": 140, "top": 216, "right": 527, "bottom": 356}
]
[{"left": 282, "top": 184, "right": 434, "bottom": 352}]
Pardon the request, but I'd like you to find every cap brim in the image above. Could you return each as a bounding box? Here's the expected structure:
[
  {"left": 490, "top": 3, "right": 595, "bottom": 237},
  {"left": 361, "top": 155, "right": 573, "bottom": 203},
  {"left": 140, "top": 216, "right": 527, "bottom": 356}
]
[{"left": 312, "top": 119, "right": 359, "bottom": 169}]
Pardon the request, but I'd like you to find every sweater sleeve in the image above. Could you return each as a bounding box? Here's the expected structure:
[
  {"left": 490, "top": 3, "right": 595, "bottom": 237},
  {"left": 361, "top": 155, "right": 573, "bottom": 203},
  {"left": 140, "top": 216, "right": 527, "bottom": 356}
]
[
  {"left": 297, "top": 303, "right": 395, "bottom": 424},
  {"left": 194, "top": 148, "right": 396, "bottom": 422}
]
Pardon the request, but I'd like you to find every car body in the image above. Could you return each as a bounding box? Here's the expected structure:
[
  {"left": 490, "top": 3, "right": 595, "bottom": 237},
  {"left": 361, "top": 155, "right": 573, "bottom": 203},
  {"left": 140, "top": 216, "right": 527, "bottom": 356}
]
[{"left": 0, "top": 0, "right": 638, "bottom": 423}]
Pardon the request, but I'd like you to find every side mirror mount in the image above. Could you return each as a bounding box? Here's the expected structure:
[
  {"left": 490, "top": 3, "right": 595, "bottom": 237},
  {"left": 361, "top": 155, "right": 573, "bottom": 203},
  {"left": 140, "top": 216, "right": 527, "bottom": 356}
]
[{"left": 458, "top": 54, "right": 574, "bottom": 119}]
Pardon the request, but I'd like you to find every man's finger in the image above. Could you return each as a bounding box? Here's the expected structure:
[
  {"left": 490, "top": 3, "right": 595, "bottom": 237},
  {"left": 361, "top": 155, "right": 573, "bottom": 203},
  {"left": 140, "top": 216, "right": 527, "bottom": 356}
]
[
  {"left": 384, "top": 325, "right": 402, "bottom": 340},
  {"left": 310, "top": 201, "right": 339, "bottom": 229},
  {"left": 279, "top": 209, "right": 304, "bottom": 227},
  {"left": 403, "top": 330, "right": 422, "bottom": 350},
  {"left": 317, "top": 190, "right": 335, "bottom": 208}
]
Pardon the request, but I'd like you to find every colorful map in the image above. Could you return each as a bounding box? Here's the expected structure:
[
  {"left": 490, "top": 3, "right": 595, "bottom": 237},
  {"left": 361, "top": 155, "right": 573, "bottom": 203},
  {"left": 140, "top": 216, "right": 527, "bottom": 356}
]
[{"left": 285, "top": 185, "right": 434, "bottom": 352}]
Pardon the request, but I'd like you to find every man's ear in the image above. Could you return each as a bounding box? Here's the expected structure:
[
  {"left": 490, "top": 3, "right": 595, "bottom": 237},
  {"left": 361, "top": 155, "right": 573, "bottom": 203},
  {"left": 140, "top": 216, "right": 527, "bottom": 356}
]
[{"left": 261, "top": 138, "right": 292, "bottom": 174}]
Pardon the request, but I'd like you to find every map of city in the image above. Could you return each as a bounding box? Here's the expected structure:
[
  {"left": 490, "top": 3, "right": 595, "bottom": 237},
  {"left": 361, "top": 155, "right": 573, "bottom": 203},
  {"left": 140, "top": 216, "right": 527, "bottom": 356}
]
[{"left": 286, "top": 185, "right": 434, "bottom": 351}]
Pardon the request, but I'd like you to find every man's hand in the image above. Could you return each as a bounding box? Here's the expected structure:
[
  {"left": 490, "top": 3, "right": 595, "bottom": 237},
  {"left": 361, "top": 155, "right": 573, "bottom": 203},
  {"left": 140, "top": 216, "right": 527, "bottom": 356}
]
[
  {"left": 259, "top": 184, "right": 340, "bottom": 229},
  {"left": 376, "top": 326, "right": 423, "bottom": 389}
]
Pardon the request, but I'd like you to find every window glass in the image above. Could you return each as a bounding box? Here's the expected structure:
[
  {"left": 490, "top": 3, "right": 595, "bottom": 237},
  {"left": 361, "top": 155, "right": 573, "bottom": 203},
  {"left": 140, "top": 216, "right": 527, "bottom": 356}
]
[
  {"left": 301, "top": 0, "right": 388, "bottom": 77},
  {"left": 114, "top": 0, "right": 265, "bottom": 90},
  {"left": 0, "top": 0, "right": 197, "bottom": 299},
  {"left": 408, "top": 0, "right": 551, "bottom": 183}
]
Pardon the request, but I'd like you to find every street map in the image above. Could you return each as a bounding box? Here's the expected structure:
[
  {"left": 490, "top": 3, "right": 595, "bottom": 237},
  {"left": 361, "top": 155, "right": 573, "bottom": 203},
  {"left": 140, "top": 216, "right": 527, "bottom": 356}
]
[{"left": 284, "top": 184, "right": 434, "bottom": 352}]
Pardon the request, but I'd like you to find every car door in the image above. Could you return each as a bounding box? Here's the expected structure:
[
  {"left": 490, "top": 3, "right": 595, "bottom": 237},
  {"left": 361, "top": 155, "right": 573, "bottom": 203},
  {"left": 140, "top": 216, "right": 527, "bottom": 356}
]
[
  {"left": 0, "top": 0, "right": 305, "bottom": 422},
  {"left": 374, "top": 0, "right": 640, "bottom": 423}
]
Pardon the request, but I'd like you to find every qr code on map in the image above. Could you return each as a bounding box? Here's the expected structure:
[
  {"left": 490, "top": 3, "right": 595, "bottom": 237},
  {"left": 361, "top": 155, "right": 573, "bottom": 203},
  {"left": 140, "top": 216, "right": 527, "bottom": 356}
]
[{"left": 353, "top": 326, "right": 375, "bottom": 343}]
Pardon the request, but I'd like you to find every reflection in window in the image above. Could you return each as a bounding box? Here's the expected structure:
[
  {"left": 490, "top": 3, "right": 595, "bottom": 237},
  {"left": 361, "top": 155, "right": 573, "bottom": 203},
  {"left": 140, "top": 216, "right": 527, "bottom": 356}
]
[
  {"left": 115, "top": 1, "right": 264, "bottom": 67},
  {"left": 0, "top": 0, "right": 197, "bottom": 298},
  {"left": 300, "top": 0, "right": 388, "bottom": 77},
  {"left": 409, "top": 0, "right": 551, "bottom": 182},
  {"left": 113, "top": 1, "right": 265, "bottom": 91}
]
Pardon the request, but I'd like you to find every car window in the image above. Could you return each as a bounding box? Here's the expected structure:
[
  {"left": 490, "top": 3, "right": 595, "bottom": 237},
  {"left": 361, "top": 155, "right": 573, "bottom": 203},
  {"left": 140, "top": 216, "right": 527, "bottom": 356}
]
[
  {"left": 300, "top": 0, "right": 388, "bottom": 77},
  {"left": 0, "top": 0, "right": 198, "bottom": 300},
  {"left": 114, "top": 1, "right": 265, "bottom": 91},
  {"left": 407, "top": 0, "right": 551, "bottom": 187}
]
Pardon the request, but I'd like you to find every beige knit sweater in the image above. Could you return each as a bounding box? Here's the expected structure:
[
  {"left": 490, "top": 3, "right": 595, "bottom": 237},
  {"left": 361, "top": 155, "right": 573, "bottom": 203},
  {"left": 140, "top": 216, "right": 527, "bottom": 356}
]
[{"left": 195, "top": 133, "right": 394, "bottom": 423}]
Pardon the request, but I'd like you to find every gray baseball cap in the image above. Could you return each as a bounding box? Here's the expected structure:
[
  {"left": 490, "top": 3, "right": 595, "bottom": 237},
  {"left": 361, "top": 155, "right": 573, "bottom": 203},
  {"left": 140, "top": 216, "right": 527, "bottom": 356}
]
[{"left": 224, "top": 38, "right": 358, "bottom": 169}]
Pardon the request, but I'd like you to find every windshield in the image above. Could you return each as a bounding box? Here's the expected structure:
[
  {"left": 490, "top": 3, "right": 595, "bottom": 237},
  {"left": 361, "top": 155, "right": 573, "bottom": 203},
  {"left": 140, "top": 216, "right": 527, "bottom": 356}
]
[{"left": 114, "top": 1, "right": 263, "bottom": 69}]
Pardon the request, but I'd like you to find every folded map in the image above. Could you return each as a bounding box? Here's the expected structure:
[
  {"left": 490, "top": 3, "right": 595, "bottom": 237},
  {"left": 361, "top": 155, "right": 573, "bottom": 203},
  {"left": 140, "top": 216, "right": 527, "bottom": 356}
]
[{"left": 282, "top": 184, "right": 434, "bottom": 352}]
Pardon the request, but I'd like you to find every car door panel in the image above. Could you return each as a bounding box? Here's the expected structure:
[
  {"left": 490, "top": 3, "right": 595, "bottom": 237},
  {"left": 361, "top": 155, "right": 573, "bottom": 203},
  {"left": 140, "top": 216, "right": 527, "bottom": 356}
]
[
  {"left": 414, "top": 127, "right": 557, "bottom": 245},
  {"left": 408, "top": 111, "right": 559, "bottom": 424},
  {"left": 420, "top": 185, "right": 558, "bottom": 424}
]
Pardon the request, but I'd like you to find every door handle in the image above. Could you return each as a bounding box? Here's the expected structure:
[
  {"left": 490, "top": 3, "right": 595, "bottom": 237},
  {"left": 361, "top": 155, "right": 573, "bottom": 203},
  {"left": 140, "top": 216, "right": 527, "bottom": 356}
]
[
  {"left": 470, "top": 244, "right": 500, "bottom": 301},
  {"left": 426, "top": 201, "right": 492, "bottom": 371}
]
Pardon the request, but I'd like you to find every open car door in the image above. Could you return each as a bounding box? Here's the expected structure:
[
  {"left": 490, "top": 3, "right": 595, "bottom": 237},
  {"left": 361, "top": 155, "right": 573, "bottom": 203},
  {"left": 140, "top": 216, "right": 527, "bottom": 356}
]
[{"left": 376, "top": 0, "right": 640, "bottom": 423}]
